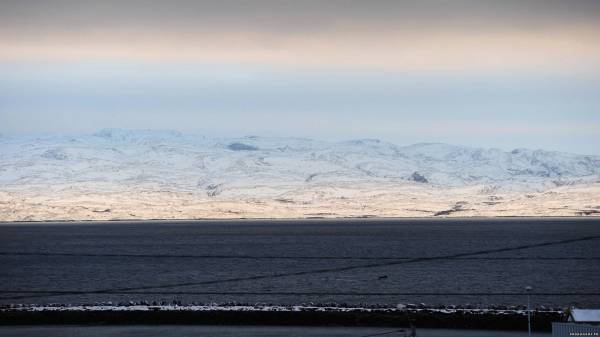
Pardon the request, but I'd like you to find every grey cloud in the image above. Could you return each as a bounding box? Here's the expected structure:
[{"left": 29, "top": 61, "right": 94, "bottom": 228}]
[{"left": 1, "top": 0, "right": 599, "bottom": 36}]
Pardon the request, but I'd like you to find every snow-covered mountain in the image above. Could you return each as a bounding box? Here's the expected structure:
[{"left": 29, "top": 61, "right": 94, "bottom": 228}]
[
  {"left": 1, "top": 129, "right": 599, "bottom": 220},
  {"left": 1, "top": 129, "right": 598, "bottom": 189}
]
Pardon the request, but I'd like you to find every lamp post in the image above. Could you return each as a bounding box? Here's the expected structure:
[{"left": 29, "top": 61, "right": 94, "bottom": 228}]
[{"left": 526, "top": 286, "right": 532, "bottom": 337}]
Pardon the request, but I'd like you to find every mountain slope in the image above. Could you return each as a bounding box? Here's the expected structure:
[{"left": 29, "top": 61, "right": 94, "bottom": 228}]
[{"left": 1, "top": 129, "right": 599, "bottom": 220}]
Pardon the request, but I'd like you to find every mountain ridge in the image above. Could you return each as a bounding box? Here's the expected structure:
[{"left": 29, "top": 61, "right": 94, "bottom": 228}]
[
  {"left": 1, "top": 128, "right": 599, "bottom": 189},
  {"left": 1, "top": 129, "right": 599, "bottom": 220}
]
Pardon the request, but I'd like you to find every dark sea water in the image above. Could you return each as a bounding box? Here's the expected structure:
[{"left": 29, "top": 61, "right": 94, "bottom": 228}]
[{"left": 0, "top": 218, "right": 599, "bottom": 308}]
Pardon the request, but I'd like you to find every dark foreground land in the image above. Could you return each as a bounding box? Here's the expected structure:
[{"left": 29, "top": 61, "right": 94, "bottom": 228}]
[
  {"left": 0, "top": 217, "right": 598, "bottom": 331},
  {"left": 0, "top": 306, "right": 563, "bottom": 331},
  {"left": 0, "top": 325, "right": 551, "bottom": 337}
]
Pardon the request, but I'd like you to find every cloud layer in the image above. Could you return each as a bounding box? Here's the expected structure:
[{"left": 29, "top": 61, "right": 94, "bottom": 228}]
[
  {"left": 1, "top": 1, "right": 599, "bottom": 153},
  {"left": 2, "top": 0, "right": 600, "bottom": 71}
]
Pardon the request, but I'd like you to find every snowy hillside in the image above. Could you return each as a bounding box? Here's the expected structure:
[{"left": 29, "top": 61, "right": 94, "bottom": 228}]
[{"left": 1, "top": 129, "right": 599, "bottom": 220}]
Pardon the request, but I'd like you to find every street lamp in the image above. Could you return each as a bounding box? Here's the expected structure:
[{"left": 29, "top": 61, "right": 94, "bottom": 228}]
[{"left": 526, "top": 286, "right": 533, "bottom": 337}]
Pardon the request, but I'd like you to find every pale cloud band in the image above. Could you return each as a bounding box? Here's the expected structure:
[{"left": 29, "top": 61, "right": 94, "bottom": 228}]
[{"left": 1, "top": 0, "right": 600, "bottom": 72}]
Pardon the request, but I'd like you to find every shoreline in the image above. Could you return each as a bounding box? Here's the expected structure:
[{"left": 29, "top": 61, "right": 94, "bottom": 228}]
[
  {"left": 1, "top": 215, "right": 599, "bottom": 225},
  {"left": 0, "top": 305, "right": 564, "bottom": 331}
]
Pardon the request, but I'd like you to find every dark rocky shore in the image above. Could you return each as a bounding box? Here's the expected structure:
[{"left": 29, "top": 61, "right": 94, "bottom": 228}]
[{"left": 0, "top": 303, "right": 564, "bottom": 331}]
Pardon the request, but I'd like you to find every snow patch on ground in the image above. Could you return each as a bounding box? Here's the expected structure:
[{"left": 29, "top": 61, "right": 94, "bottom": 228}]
[{"left": 1, "top": 303, "right": 561, "bottom": 316}]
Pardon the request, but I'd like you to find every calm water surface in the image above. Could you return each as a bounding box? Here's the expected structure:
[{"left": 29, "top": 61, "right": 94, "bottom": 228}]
[{"left": 0, "top": 218, "right": 599, "bottom": 307}]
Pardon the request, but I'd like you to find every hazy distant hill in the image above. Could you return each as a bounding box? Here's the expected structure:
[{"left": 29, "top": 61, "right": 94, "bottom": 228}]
[{"left": 1, "top": 129, "right": 599, "bottom": 220}]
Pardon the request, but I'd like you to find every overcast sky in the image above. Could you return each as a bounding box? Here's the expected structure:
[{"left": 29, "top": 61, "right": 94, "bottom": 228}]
[{"left": 1, "top": 0, "right": 599, "bottom": 154}]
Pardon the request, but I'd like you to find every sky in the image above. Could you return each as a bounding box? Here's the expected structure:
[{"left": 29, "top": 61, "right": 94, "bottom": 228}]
[{"left": 0, "top": 0, "right": 599, "bottom": 154}]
